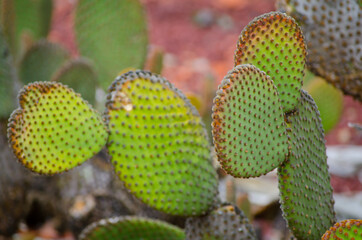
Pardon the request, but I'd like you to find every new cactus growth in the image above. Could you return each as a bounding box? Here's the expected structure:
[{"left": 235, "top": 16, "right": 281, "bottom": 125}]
[
  {"left": 7, "top": 82, "right": 108, "bottom": 175},
  {"left": 106, "top": 70, "right": 218, "bottom": 216},
  {"left": 278, "top": 90, "right": 336, "bottom": 239},
  {"left": 277, "top": 0, "right": 362, "bottom": 102},
  {"left": 234, "top": 12, "right": 306, "bottom": 112},
  {"left": 212, "top": 64, "right": 289, "bottom": 178},
  {"left": 74, "top": 0, "right": 148, "bottom": 90},
  {"left": 322, "top": 219, "right": 362, "bottom": 240},
  {"left": 79, "top": 216, "right": 185, "bottom": 240},
  {"left": 185, "top": 204, "right": 256, "bottom": 240}
]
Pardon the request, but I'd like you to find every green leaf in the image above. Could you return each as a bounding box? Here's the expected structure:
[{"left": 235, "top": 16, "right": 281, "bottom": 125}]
[
  {"left": 278, "top": 90, "right": 336, "bottom": 239},
  {"left": 19, "top": 40, "right": 69, "bottom": 84},
  {"left": 106, "top": 70, "right": 218, "bottom": 216},
  {"left": 79, "top": 216, "right": 185, "bottom": 240},
  {"left": 74, "top": 0, "right": 148, "bottom": 90},
  {"left": 7, "top": 82, "right": 108, "bottom": 175},
  {"left": 212, "top": 64, "right": 289, "bottom": 178},
  {"left": 234, "top": 12, "right": 306, "bottom": 112},
  {"left": 52, "top": 58, "right": 98, "bottom": 106},
  {"left": 185, "top": 205, "right": 257, "bottom": 240},
  {"left": 322, "top": 219, "right": 362, "bottom": 240}
]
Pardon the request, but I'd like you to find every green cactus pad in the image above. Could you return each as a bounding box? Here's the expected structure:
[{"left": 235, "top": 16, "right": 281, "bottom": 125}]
[
  {"left": 278, "top": 90, "right": 336, "bottom": 239},
  {"left": 52, "top": 58, "right": 98, "bottom": 106},
  {"left": 106, "top": 70, "right": 218, "bottom": 216},
  {"left": 277, "top": 0, "right": 362, "bottom": 102},
  {"left": 1, "top": 0, "right": 52, "bottom": 56},
  {"left": 212, "top": 64, "right": 289, "bottom": 178},
  {"left": 19, "top": 40, "right": 69, "bottom": 84},
  {"left": 74, "top": 0, "right": 148, "bottom": 90},
  {"left": 7, "top": 82, "right": 108, "bottom": 175},
  {"left": 234, "top": 12, "right": 306, "bottom": 112},
  {"left": 0, "top": 27, "right": 16, "bottom": 118},
  {"left": 185, "top": 205, "right": 257, "bottom": 240},
  {"left": 79, "top": 216, "right": 185, "bottom": 240},
  {"left": 305, "top": 77, "right": 343, "bottom": 133},
  {"left": 322, "top": 219, "right": 362, "bottom": 240}
]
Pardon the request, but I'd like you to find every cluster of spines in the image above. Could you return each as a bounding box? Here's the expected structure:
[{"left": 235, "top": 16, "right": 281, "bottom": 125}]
[{"left": 322, "top": 219, "right": 362, "bottom": 240}]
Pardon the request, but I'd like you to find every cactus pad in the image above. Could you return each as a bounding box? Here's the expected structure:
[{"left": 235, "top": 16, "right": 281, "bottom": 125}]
[
  {"left": 106, "top": 70, "right": 218, "bottom": 216},
  {"left": 74, "top": 0, "right": 148, "bottom": 90},
  {"left": 7, "top": 82, "right": 108, "bottom": 175},
  {"left": 277, "top": 0, "right": 362, "bottom": 102},
  {"left": 79, "top": 216, "right": 185, "bottom": 240},
  {"left": 322, "top": 219, "right": 362, "bottom": 240},
  {"left": 185, "top": 205, "right": 257, "bottom": 240},
  {"left": 19, "top": 40, "right": 69, "bottom": 84},
  {"left": 212, "top": 64, "right": 289, "bottom": 178},
  {"left": 278, "top": 90, "right": 336, "bottom": 239},
  {"left": 234, "top": 12, "right": 306, "bottom": 112},
  {"left": 305, "top": 77, "right": 343, "bottom": 133},
  {"left": 52, "top": 58, "right": 98, "bottom": 106}
]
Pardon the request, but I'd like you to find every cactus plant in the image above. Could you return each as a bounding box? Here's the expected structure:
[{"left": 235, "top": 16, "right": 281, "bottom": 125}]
[
  {"left": 185, "top": 204, "right": 256, "bottom": 240},
  {"left": 105, "top": 70, "right": 219, "bottom": 216},
  {"left": 278, "top": 90, "right": 336, "bottom": 239},
  {"left": 7, "top": 82, "right": 108, "bottom": 175},
  {"left": 277, "top": 0, "right": 362, "bottom": 102},
  {"left": 212, "top": 64, "right": 289, "bottom": 178},
  {"left": 74, "top": 0, "right": 148, "bottom": 90},
  {"left": 234, "top": 12, "right": 306, "bottom": 112},
  {"left": 79, "top": 216, "right": 185, "bottom": 240},
  {"left": 321, "top": 219, "right": 362, "bottom": 240}
]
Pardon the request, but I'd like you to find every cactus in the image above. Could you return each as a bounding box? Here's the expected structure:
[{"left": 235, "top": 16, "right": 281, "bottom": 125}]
[
  {"left": 0, "top": 27, "right": 16, "bottom": 119},
  {"left": 212, "top": 64, "right": 289, "bottom": 178},
  {"left": 234, "top": 12, "right": 306, "bottom": 112},
  {"left": 52, "top": 58, "right": 98, "bottom": 106},
  {"left": 278, "top": 90, "right": 336, "bottom": 239},
  {"left": 79, "top": 216, "right": 185, "bottom": 240},
  {"left": 19, "top": 40, "right": 69, "bottom": 84},
  {"left": 185, "top": 204, "right": 257, "bottom": 240},
  {"left": 74, "top": 0, "right": 148, "bottom": 90},
  {"left": 7, "top": 82, "right": 108, "bottom": 175},
  {"left": 105, "top": 70, "right": 218, "bottom": 216},
  {"left": 277, "top": 0, "right": 362, "bottom": 102},
  {"left": 304, "top": 76, "right": 343, "bottom": 133},
  {"left": 0, "top": 0, "right": 53, "bottom": 57},
  {"left": 322, "top": 219, "right": 362, "bottom": 240}
]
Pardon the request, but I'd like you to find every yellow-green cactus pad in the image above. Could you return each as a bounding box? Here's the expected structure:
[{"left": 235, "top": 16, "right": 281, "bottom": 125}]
[
  {"left": 234, "top": 12, "right": 306, "bottom": 112},
  {"left": 322, "top": 219, "right": 362, "bottom": 240},
  {"left": 212, "top": 64, "right": 289, "bottom": 178},
  {"left": 7, "top": 82, "right": 108, "bottom": 175},
  {"left": 79, "top": 216, "right": 185, "bottom": 240},
  {"left": 277, "top": 0, "right": 362, "bottom": 102},
  {"left": 19, "top": 40, "right": 69, "bottom": 84},
  {"left": 278, "top": 90, "right": 336, "bottom": 240},
  {"left": 106, "top": 70, "right": 218, "bottom": 216},
  {"left": 305, "top": 77, "right": 343, "bottom": 133},
  {"left": 52, "top": 58, "right": 98, "bottom": 106},
  {"left": 75, "top": 0, "right": 148, "bottom": 90},
  {"left": 185, "top": 205, "right": 256, "bottom": 240}
]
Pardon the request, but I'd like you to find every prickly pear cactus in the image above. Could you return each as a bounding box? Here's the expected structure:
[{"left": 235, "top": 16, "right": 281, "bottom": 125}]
[
  {"left": 7, "top": 82, "right": 108, "bottom": 175},
  {"left": 234, "top": 12, "right": 306, "bottom": 112},
  {"left": 106, "top": 70, "right": 218, "bottom": 216},
  {"left": 278, "top": 90, "right": 336, "bottom": 239},
  {"left": 52, "top": 58, "right": 98, "bottom": 106},
  {"left": 74, "top": 0, "right": 148, "bottom": 90},
  {"left": 19, "top": 40, "right": 69, "bottom": 84},
  {"left": 79, "top": 216, "right": 185, "bottom": 240},
  {"left": 185, "top": 205, "right": 256, "bottom": 240},
  {"left": 277, "top": 0, "right": 362, "bottom": 102},
  {"left": 305, "top": 77, "right": 343, "bottom": 133},
  {"left": 0, "top": 27, "right": 16, "bottom": 118},
  {"left": 322, "top": 219, "right": 362, "bottom": 240},
  {"left": 212, "top": 64, "right": 289, "bottom": 178}
]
